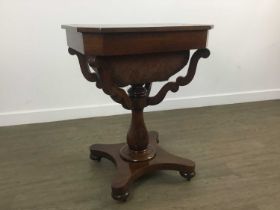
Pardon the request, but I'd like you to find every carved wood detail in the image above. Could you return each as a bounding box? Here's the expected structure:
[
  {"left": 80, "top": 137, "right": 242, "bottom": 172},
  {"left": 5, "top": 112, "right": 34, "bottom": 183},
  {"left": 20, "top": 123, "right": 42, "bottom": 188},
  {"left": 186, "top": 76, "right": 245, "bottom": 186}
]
[
  {"left": 68, "top": 48, "right": 210, "bottom": 110},
  {"left": 68, "top": 48, "right": 132, "bottom": 109},
  {"left": 96, "top": 68, "right": 133, "bottom": 110},
  {"left": 68, "top": 48, "right": 98, "bottom": 83},
  {"left": 95, "top": 51, "right": 190, "bottom": 87},
  {"left": 147, "top": 49, "right": 210, "bottom": 106}
]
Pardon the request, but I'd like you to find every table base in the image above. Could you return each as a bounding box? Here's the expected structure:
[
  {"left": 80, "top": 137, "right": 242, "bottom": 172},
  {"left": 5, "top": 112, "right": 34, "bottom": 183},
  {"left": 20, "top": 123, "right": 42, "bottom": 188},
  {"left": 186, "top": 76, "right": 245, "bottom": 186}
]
[{"left": 90, "top": 131, "right": 195, "bottom": 201}]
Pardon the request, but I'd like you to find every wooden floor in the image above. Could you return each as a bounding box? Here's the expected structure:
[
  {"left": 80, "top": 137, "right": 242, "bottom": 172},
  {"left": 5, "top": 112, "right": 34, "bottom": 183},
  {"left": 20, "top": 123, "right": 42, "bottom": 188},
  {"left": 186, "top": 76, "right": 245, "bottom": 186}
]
[{"left": 0, "top": 100, "right": 280, "bottom": 210}]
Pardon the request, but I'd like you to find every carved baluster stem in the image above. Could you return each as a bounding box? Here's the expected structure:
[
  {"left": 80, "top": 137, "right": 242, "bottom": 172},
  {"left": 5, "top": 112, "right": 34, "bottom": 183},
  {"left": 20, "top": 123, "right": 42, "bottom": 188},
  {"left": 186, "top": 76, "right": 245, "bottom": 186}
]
[{"left": 126, "top": 85, "right": 149, "bottom": 151}]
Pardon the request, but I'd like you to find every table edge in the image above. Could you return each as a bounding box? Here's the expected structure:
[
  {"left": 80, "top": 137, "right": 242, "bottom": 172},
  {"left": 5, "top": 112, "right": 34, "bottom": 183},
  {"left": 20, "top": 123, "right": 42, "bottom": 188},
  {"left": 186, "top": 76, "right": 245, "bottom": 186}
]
[{"left": 61, "top": 24, "right": 214, "bottom": 33}]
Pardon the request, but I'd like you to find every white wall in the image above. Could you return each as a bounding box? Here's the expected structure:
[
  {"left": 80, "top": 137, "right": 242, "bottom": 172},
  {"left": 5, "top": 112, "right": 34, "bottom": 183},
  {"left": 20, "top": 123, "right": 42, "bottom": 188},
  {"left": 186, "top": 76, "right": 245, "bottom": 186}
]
[{"left": 0, "top": 0, "right": 280, "bottom": 126}]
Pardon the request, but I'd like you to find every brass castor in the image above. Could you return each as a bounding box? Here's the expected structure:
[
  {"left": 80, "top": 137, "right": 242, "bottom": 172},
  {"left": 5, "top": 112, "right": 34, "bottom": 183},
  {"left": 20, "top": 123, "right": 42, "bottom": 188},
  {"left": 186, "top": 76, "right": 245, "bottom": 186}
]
[
  {"left": 111, "top": 191, "right": 129, "bottom": 202},
  {"left": 179, "top": 171, "right": 196, "bottom": 181}
]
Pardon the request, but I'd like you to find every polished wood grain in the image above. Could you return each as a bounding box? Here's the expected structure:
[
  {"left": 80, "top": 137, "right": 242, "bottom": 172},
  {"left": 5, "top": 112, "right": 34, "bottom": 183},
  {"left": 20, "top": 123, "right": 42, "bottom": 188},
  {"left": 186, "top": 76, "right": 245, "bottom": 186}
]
[
  {"left": 67, "top": 48, "right": 209, "bottom": 110},
  {"left": 95, "top": 51, "right": 190, "bottom": 87},
  {"left": 90, "top": 131, "right": 195, "bottom": 201},
  {"left": 62, "top": 24, "right": 212, "bottom": 201},
  {"left": 62, "top": 24, "right": 213, "bottom": 56}
]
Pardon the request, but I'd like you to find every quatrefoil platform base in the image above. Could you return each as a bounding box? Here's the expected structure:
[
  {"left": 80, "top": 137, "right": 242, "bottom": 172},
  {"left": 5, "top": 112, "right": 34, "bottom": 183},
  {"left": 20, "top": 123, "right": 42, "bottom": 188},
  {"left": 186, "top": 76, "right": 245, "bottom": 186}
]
[{"left": 90, "top": 131, "right": 195, "bottom": 202}]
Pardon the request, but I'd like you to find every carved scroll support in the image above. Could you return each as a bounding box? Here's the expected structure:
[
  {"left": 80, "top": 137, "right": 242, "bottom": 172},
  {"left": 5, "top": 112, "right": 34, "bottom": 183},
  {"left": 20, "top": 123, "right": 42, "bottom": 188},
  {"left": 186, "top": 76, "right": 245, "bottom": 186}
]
[
  {"left": 147, "top": 49, "right": 210, "bottom": 106},
  {"left": 68, "top": 48, "right": 132, "bottom": 109},
  {"left": 96, "top": 68, "right": 133, "bottom": 110},
  {"left": 68, "top": 48, "right": 97, "bottom": 82},
  {"left": 68, "top": 48, "right": 210, "bottom": 110}
]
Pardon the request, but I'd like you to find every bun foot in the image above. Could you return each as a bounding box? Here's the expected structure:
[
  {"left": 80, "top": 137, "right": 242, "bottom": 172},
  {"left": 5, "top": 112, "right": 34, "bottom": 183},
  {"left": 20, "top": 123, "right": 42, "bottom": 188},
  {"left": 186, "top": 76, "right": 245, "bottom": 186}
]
[
  {"left": 111, "top": 191, "right": 129, "bottom": 202},
  {"left": 179, "top": 171, "right": 196, "bottom": 181}
]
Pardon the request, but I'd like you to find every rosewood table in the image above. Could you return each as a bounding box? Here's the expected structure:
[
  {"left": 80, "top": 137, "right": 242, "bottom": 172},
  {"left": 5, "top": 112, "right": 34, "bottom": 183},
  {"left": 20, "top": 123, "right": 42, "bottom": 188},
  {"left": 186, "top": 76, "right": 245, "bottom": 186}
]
[{"left": 62, "top": 24, "right": 213, "bottom": 201}]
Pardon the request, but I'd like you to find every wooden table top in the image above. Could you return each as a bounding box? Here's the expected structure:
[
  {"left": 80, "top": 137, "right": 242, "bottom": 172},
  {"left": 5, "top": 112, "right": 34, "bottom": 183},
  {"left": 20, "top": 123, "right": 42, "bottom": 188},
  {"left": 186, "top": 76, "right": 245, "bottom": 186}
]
[
  {"left": 62, "top": 24, "right": 213, "bottom": 56},
  {"left": 61, "top": 24, "right": 213, "bottom": 33}
]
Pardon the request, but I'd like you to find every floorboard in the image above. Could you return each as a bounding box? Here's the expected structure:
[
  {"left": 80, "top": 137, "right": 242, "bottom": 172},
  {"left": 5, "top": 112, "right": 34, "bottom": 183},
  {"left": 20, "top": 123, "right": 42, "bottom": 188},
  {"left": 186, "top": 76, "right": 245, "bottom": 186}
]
[{"left": 0, "top": 100, "right": 279, "bottom": 210}]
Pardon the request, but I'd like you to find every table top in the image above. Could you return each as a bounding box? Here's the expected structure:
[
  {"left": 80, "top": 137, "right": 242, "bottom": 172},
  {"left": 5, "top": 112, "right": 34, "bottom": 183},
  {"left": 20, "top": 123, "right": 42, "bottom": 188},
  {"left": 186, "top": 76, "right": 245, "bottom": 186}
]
[
  {"left": 62, "top": 24, "right": 213, "bottom": 56},
  {"left": 61, "top": 24, "right": 213, "bottom": 33}
]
